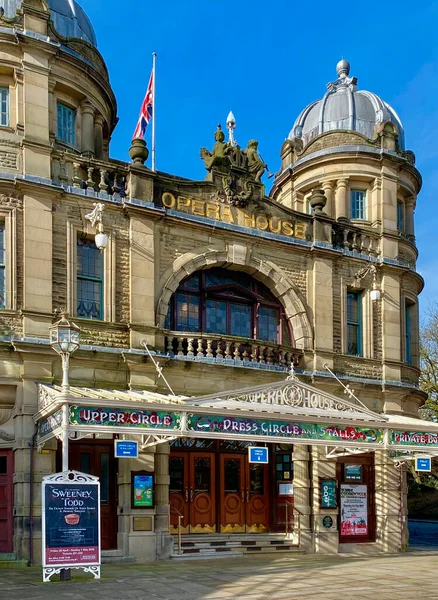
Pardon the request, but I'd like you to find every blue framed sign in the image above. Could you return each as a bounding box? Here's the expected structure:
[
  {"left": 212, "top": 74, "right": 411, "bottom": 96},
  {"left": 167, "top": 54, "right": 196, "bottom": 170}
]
[
  {"left": 415, "top": 457, "right": 431, "bottom": 472},
  {"left": 114, "top": 440, "right": 138, "bottom": 458},
  {"left": 248, "top": 446, "right": 269, "bottom": 464}
]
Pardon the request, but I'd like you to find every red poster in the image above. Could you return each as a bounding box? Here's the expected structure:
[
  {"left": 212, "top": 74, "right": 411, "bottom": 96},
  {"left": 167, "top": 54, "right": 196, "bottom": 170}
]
[{"left": 340, "top": 484, "right": 368, "bottom": 536}]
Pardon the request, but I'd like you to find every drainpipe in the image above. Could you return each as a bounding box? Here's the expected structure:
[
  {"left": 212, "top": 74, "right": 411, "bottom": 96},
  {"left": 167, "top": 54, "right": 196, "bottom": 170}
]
[{"left": 28, "top": 430, "right": 37, "bottom": 567}]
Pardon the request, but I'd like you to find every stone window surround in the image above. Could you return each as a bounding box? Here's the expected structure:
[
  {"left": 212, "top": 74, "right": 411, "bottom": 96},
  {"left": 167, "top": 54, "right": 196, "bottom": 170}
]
[
  {"left": 0, "top": 206, "right": 17, "bottom": 311},
  {"left": 156, "top": 243, "right": 313, "bottom": 351},
  {"left": 51, "top": 87, "right": 107, "bottom": 158},
  {"left": 401, "top": 292, "right": 419, "bottom": 369},
  {"left": 0, "top": 69, "right": 18, "bottom": 133},
  {"left": 66, "top": 218, "right": 116, "bottom": 322},
  {"left": 294, "top": 177, "right": 375, "bottom": 222},
  {"left": 341, "top": 280, "right": 374, "bottom": 359}
]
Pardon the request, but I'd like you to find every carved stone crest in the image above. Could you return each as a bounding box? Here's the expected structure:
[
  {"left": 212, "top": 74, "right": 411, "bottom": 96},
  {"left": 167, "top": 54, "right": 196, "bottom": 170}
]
[{"left": 201, "top": 125, "right": 267, "bottom": 206}]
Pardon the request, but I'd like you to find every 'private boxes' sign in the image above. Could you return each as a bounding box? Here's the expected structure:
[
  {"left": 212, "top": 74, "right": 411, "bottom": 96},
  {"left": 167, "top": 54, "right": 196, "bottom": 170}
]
[{"left": 42, "top": 472, "right": 100, "bottom": 571}]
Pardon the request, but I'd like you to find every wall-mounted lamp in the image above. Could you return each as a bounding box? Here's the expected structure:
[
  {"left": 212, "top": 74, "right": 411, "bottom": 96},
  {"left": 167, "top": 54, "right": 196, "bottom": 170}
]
[
  {"left": 354, "top": 263, "right": 381, "bottom": 301},
  {"left": 84, "top": 202, "right": 108, "bottom": 251}
]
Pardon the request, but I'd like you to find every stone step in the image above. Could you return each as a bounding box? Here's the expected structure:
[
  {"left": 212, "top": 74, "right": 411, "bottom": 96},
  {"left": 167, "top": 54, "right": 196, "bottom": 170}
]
[
  {"left": 0, "top": 552, "right": 17, "bottom": 562},
  {"left": 172, "top": 534, "right": 301, "bottom": 559},
  {"left": 101, "top": 550, "right": 136, "bottom": 564},
  {"left": 171, "top": 551, "right": 244, "bottom": 561}
]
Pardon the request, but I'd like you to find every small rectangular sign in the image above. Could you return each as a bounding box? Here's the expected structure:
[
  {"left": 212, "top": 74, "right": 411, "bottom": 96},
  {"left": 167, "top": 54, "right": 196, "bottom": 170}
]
[
  {"left": 320, "top": 479, "right": 337, "bottom": 508},
  {"left": 344, "top": 464, "right": 362, "bottom": 482},
  {"left": 415, "top": 457, "right": 432, "bottom": 472},
  {"left": 114, "top": 440, "right": 138, "bottom": 458},
  {"left": 248, "top": 446, "right": 269, "bottom": 464}
]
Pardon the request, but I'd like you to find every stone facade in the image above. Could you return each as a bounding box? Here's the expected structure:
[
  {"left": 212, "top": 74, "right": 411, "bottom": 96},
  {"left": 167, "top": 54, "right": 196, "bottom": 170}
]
[{"left": 0, "top": 1, "right": 426, "bottom": 564}]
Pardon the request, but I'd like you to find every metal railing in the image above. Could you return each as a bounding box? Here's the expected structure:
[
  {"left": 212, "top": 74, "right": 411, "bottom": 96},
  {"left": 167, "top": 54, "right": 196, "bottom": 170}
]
[
  {"left": 169, "top": 501, "right": 183, "bottom": 555},
  {"left": 279, "top": 501, "right": 304, "bottom": 547}
]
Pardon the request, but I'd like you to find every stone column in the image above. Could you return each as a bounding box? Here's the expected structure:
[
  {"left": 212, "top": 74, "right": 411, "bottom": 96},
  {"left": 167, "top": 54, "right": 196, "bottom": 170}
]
[
  {"left": 80, "top": 101, "right": 95, "bottom": 157},
  {"left": 335, "top": 178, "right": 349, "bottom": 221},
  {"left": 321, "top": 181, "right": 335, "bottom": 218},
  {"left": 374, "top": 450, "right": 405, "bottom": 552},
  {"left": 292, "top": 444, "right": 311, "bottom": 551},
  {"left": 155, "top": 442, "right": 173, "bottom": 559},
  {"left": 405, "top": 196, "right": 415, "bottom": 239},
  {"left": 94, "top": 114, "right": 104, "bottom": 160},
  {"left": 310, "top": 446, "right": 339, "bottom": 554}
]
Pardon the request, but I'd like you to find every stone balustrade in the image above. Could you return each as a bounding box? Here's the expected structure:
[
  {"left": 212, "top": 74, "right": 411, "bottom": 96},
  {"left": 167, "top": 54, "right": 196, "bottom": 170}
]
[
  {"left": 165, "top": 333, "right": 302, "bottom": 369},
  {"left": 332, "top": 222, "right": 380, "bottom": 256},
  {"left": 51, "top": 151, "right": 128, "bottom": 198}
]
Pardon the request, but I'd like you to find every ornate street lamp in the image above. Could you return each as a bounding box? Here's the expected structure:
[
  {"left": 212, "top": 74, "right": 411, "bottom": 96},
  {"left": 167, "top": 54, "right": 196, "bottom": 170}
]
[
  {"left": 49, "top": 312, "right": 80, "bottom": 394},
  {"left": 49, "top": 313, "right": 80, "bottom": 475}
]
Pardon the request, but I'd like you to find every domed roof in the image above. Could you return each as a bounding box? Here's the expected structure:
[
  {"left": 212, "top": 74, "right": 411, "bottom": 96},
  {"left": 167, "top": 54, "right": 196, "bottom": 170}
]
[
  {"left": 290, "top": 60, "right": 405, "bottom": 150},
  {"left": 2, "top": 0, "right": 97, "bottom": 47}
]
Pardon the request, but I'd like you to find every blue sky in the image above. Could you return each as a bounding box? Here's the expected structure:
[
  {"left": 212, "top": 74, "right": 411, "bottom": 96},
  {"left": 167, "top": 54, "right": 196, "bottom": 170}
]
[{"left": 80, "top": 0, "right": 438, "bottom": 313}]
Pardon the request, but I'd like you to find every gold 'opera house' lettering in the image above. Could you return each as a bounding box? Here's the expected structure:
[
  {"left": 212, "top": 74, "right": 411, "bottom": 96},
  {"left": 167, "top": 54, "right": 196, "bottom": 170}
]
[{"left": 161, "top": 192, "right": 306, "bottom": 239}]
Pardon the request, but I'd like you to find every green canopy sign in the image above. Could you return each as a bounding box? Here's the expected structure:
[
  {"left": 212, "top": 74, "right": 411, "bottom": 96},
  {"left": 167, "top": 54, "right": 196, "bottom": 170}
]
[
  {"left": 186, "top": 414, "right": 383, "bottom": 444},
  {"left": 69, "top": 406, "right": 181, "bottom": 430}
]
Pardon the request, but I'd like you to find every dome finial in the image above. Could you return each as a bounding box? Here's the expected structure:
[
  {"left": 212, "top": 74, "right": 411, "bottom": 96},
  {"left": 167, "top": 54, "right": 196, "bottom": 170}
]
[{"left": 336, "top": 59, "right": 350, "bottom": 79}]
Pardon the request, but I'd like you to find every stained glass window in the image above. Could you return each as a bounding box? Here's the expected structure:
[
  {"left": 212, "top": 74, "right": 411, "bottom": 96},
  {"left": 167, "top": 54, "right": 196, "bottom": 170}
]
[
  {"left": 77, "top": 237, "right": 103, "bottom": 319},
  {"left": 206, "top": 299, "right": 227, "bottom": 334},
  {"left": 167, "top": 268, "right": 291, "bottom": 344},
  {"left": 0, "top": 222, "right": 5, "bottom": 308},
  {"left": 176, "top": 293, "right": 199, "bottom": 331},
  {"left": 0, "top": 88, "right": 9, "bottom": 127},
  {"left": 347, "top": 291, "right": 362, "bottom": 356},
  {"left": 259, "top": 306, "right": 278, "bottom": 342},
  {"left": 57, "top": 103, "right": 75, "bottom": 145}
]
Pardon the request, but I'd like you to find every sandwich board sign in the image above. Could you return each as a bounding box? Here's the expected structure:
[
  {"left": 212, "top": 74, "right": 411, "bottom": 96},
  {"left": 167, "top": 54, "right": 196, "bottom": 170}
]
[{"left": 42, "top": 470, "right": 100, "bottom": 582}]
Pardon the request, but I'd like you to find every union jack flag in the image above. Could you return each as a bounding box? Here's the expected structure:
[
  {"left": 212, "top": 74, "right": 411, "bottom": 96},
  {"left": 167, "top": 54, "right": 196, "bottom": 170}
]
[{"left": 133, "top": 70, "right": 154, "bottom": 140}]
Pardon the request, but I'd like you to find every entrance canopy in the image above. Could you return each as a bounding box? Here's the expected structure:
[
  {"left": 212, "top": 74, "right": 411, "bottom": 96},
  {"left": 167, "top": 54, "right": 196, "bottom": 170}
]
[{"left": 34, "top": 378, "right": 438, "bottom": 454}]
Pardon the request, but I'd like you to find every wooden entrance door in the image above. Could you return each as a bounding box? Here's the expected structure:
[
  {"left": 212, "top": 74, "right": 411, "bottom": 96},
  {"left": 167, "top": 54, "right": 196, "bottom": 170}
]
[
  {"left": 69, "top": 442, "right": 117, "bottom": 550},
  {"left": 0, "top": 450, "right": 13, "bottom": 552},
  {"left": 219, "top": 455, "right": 269, "bottom": 533},
  {"left": 169, "top": 451, "right": 216, "bottom": 534},
  {"left": 246, "top": 463, "right": 269, "bottom": 533},
  {"left": 220, "top": 454, "right": 245, "bottom": 533}
]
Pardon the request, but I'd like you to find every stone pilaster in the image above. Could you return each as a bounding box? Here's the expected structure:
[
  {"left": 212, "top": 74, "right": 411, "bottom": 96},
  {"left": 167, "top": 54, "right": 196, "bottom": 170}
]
[
  {"left": 292, "top": 444, "right": 311, "bottom": 551},
  {"left": 405, "top": 196, "right": 415, "bottom": 240},
  {"left": 310, "top": 446, "right": 339, "bottom": 554},
  {"left": 155, "top": 442, "right": 173, "bottom": 559},
  {"left": 374, "top": 450, "right": 405, "bottom": 552},
  {"left": 321, "top": 181, "right": 335, "bottom": 218},
  {"left": 81, "top": 101, "right": 95, "bottom": 157},
  {"left": 335, "top": 178, "right": 349, "bottom": 221},
  {"left": 94, "top": 114, "right": 104, "bottom": 160}
]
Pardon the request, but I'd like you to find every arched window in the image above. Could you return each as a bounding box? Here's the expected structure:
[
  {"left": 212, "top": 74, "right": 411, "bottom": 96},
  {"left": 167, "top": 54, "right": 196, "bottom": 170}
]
[{"left": 166, "top": 268, "right": 292, "bottom": 345}]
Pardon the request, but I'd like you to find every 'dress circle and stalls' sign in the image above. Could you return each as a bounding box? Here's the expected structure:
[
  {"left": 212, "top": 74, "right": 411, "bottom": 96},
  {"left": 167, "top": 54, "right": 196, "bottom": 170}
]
[{"left": 43, "top": 479, "right": 100, "bottom": 567}]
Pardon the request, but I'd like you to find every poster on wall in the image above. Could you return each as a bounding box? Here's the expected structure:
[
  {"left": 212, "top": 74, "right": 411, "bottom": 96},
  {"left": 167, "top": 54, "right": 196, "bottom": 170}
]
[
  {"left": 132, "top": 472, "right": 154, "bottom": 508},
  {"left": 340, "top": 484, "right": 368, "bottom": 536},
  {"left": 42, "top": 471, "right": 100, "bottom": 581}
]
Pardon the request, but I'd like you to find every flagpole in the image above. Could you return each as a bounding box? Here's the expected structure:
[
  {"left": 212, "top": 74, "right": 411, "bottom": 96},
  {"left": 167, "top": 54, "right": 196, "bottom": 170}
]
[{"left": 152, "top": 52, "right": 157, "bottom": 172}]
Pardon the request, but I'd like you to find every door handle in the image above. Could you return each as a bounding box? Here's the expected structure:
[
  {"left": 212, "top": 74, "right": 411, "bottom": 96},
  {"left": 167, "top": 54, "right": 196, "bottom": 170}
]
[
  {"left": 246, "top": 490, "right": 250, "bottom": 503},
  {"left": 184, "top": 488, "right": 188, "bottom": 502},
  {"left": 190, "top": 488, "right": 194, "bottom": 501},
  {"left": 241, "top": 490, "right": 245, "bottom": 501}
]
